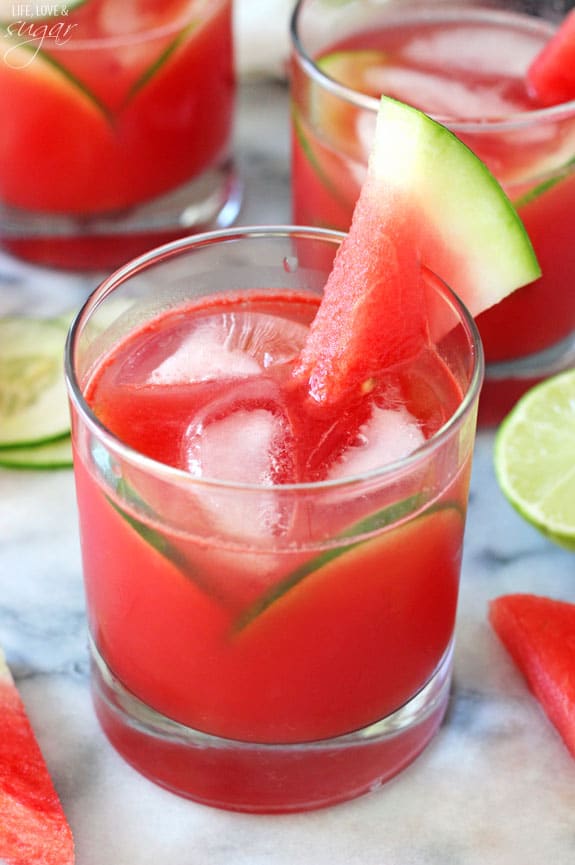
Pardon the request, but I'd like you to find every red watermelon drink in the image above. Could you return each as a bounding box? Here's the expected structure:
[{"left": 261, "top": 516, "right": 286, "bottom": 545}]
[
  {"left": 290, "top": 0, "right": 575, "bottom": 424},
  {"left": 0, "top": 0, "right": 238, "bottom": 271},
  {"left": 65, "top": 95, "right": 537, "bottom": 811},
  {"left": 65, "top": 227, "right": 482, "bottom": 812}
]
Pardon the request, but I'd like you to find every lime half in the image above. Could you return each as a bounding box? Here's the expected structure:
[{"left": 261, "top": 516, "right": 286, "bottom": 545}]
[{"left": 494, "top": 369, "right": 575, "bottom": 551}]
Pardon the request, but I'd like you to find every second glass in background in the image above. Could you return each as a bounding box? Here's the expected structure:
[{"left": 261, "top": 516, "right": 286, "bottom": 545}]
[
  {"left": 290, "top": 0, "right": 575, "bottom": 424},
  {"left": 0, "top": 0, "right": 240, "bottom": 272}
]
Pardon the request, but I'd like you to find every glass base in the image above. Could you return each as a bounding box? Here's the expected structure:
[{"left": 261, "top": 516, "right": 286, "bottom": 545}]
[
  {"left": 0, "top": 159, "right": 242, "bottom": 273},
  {"left": 90, "top": 639, "right": 453, "bottom": 814},
  {"left": 479, "top": 331, "right": 575, "bottom": 426}
]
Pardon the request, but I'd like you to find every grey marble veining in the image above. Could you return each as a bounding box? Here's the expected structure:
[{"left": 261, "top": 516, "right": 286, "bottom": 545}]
[{"left": 1, "top": 78, "right": 575, "bottom": 865}]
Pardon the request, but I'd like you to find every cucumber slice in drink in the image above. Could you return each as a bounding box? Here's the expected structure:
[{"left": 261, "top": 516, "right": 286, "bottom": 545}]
[
  {"left": 0, "top": 37, "right": 111, "bottom": 120},
  {"left": 318, "top": 49, "right": 389, "bottom": 94},
  {"left": 126, "top": 19, "right": 199, "bottom": 102},
  {"left": 0, "top": 436, "right": 73, "bottom": 470},
  {"left": 0, "top": 317, "right": 71, "bottom": 447},
  {"left": 234, "top": 493, "right": 430, "bottom": 631},
  {"left": 514, "top": 156, "right": 575, "bottom": 209},
  {"left": 235, "top": 504, "right": 465, "bottom": 638}
]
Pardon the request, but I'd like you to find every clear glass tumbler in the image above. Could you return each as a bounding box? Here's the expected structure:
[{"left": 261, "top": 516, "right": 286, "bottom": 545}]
[
  {"left": 0, "top": 0, "right": 240, "bottom": 272},
  {"left": 290, "top": 0, "right": 575, "bottom": 424},
  {"left": 66, "top": 226, "right": 483, "bottom": 813}
]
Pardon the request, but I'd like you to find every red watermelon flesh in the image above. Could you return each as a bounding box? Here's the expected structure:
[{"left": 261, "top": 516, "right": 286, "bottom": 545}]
[
  {"left": 292, "top": 186, "right": 428, "bottom": 405},
  {"left": 526, "top": 10, "right": 575, "bottom": 107},
  {"left": 0, "top": 651, "right": 74, "bottom": 865},
  {"left": 489, "top": 593, "right": 575, "bottom": 758}
]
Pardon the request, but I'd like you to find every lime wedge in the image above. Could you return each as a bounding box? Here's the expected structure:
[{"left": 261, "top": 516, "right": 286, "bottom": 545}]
[{"left": 494, "top": 369, "right": 575, "bottom": 551}]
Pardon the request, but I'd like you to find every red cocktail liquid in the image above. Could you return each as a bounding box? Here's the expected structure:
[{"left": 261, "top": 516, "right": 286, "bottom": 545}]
[{"left": 72, "top": 289, "right": 471, "bottom": 810}]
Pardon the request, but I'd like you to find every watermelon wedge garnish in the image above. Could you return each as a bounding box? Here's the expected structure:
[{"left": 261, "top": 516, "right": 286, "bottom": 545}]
[
  {"left": 489, "top": 594, "right": 575, "bottom": 758},
  {"left": 0, "top": 648, "right": 74, "bottom": 865},
  {"left": 526, "top": 10, "right": 575, "bottom": 107},
  {"left": 293, "top": 95, "right": 541, "bottom": 405}
]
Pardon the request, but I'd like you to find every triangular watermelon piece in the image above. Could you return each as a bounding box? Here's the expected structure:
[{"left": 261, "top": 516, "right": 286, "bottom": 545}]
[
  {"left": 489, "top": 593, "right": 575, "bottom": 757},
  {"left": 293, "top": 96, "right": 540, "bottom": 406},
  {"left": 526, "top": 10, "right": 575, "bottom": 107},
  {"left": 0, "top": 649, "right": 75, "bottom": 865}
]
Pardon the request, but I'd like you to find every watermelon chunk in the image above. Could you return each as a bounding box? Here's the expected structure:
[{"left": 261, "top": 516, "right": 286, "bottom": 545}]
[
  {"left": 293, "top": 95, "right": 540, "bottom": 405},
  {"left": 0, "top": 649, "right": 74, "bottom": 865},
  {"left": 526, "top": 10, "right": 575, "bottom": 107},
  {"left": 489, "top": 593, "right": 575, "bottom": 757}
]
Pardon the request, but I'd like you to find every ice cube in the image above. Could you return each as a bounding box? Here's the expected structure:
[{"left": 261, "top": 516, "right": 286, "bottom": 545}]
[
  {"left": 182, "top": 380, "right": 297, "bottom": 538},
  {"left": 366, "top": 65, "right": 526, "bottom": 119},
  {"left": 185, "top": 408, "right": 284, "bottom": 485},
  {"left": 148, "top": 312, "right": 308, "bottom": 385},
  {"left": 399, "top": 25, "right": 544, "bottom": 78},
  {"left": 327, "top": 405, "right": 425, "bottom": 480}
]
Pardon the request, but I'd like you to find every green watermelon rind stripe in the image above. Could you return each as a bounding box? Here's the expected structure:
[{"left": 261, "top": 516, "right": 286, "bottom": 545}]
[{"left": 372, "top": 96, "right": 541, "bottom": 313}]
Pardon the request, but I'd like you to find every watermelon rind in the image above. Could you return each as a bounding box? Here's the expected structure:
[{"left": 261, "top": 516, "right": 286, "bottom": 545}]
[{"left": 369, "top": 96, "right": 541, "bottom": 316}]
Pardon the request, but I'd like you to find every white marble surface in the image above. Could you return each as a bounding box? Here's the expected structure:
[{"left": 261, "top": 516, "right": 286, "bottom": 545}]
[{"left": 1, "top": 76, "right": 575, "bottom": 865}]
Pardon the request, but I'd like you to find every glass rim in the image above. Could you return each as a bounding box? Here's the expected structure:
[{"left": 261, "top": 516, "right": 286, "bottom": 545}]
[
  {"left": 1, "top": 0, "right": 219, "bottom": 52},
  {"left": 65, "top": 224, "right": 484, "bottom": 494},
  {"left": 290, "top": 0, "right": 575, "bottom": 132}
]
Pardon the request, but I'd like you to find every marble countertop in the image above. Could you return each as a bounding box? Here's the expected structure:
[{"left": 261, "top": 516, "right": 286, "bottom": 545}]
[{"left": 1, "top": 77, "right": 575, "bottom": 865}]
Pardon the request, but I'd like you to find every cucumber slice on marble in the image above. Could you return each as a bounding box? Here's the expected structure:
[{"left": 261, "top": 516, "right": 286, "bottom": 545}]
[
  {"left": 0, "top": 317, "right": 71, "bottom": 447},
  {"left": 0, "top": 435, "right": 73, "bottom": 469}
]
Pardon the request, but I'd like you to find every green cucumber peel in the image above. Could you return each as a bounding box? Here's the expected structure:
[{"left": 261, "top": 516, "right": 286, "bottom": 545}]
[
  {"left": 0, "top": 29, "right": 113, "bottom": 122},
  {"left": 0, "top": 435, "right": 72, "bottom": 469},
  {"left": 92, "top": 444, "right": 229, "bottom": 604},
  {"left": 233, "top": 495, "right": 465, "bottom": 634},
  {"left": 292, "top": 103, "right": 353, "bottom": 214},
  {"left": 513, "top": 156, "right": 575, "bottom": 209},
  {"left": 107, "top": 486, "right": 196, "bottom": 577},
  {"left": 125, "top": 19, "right": 199, "bottom": 104}
]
